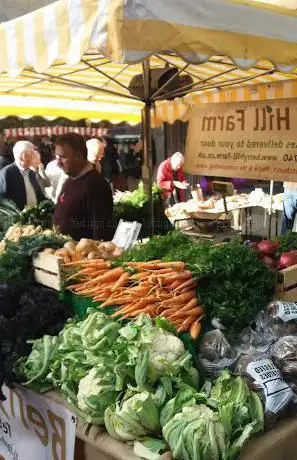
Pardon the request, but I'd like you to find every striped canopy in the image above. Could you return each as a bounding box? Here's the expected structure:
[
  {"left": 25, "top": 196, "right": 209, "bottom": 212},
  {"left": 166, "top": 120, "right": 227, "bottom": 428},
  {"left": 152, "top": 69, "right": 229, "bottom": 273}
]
[{"left": 0, "top": 0, "right": 297, "bottom": 123}]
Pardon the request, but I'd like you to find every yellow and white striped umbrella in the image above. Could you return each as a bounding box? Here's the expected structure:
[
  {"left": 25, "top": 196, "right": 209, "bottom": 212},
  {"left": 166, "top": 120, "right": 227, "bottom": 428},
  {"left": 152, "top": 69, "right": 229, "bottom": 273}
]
[{"left": 0, "top": 0, "right": 297, "bottom": 123}]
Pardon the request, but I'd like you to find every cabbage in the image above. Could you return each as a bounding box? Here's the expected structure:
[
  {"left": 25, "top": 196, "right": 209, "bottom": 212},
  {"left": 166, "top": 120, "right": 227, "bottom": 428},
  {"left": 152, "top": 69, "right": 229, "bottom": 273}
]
[
  {"left": 104, "top": 391, "right": 160, "bottom": 442},
  {"left": 77, "top": 365, "right": 117, "bottom": 424},
  {"left": 163, "top": 404, "right": 227, "bottom": 460},
  {"left": 118, "top": 314, "right": 199, "bottom": 391}
]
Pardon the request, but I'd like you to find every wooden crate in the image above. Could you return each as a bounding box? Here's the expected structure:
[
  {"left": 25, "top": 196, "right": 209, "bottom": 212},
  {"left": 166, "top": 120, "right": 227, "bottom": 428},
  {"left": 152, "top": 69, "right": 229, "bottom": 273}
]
[
  {"left": 275, "top": 264, "right": 297, "bottom": 301},
  {"left": 33, "top": 252, "right": 63, "bottom": 291}
]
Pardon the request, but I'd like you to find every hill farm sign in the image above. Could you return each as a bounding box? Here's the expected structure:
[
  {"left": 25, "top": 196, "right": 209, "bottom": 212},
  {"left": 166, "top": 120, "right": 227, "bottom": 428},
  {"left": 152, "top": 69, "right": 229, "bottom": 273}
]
[{"left": 185, "top": 98, "right": 297, "bottom": 181}]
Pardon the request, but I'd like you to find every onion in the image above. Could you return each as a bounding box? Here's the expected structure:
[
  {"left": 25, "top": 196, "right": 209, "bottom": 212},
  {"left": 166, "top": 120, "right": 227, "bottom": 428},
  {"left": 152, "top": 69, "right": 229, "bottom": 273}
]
[
  {"left": 279, "top": 251, "right": 297, "bottom": 270},
  {"left": 257, "top": 240, "right": 276, "bottom": 256}
]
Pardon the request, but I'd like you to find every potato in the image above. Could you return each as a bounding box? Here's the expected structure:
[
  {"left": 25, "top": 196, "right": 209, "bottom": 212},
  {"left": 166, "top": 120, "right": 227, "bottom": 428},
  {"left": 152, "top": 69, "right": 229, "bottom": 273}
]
[
  {"left": 64, "top": 241, "right": 76, "bottom": 251},
  {"left": 55, "top": 248, "right": 70, "bottom": 258},
  {"left": 76, "top": 239, "right": 97, "bottom": 251},
  {"left": 100, "top": 251, "right": 110, "bottom": 259},
  {"left": 87, "top": 251, "right": 101, "bottom": 260},
  {"left": 112, "top": 247, "right": 123, "bottom": 258},
  {"left": 43, "top": 248, "right": 55, "bottom": 255},
  {"left": 104, "top": 242, "right": 116, "bottom": 252}
]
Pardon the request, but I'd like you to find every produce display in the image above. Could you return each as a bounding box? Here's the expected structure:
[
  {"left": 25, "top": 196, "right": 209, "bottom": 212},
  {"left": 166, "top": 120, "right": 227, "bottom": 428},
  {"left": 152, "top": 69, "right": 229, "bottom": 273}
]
[
  {"left": 0, "top": 284, "right": 72, "bottom": 399},
  {"left": 0, "top": 225, "right": 294, "bottom": 460},
  {"left": 0, "top": 199, "right": 55, "bottom": 235},
  {"left": 16, "top": 310, "right": 263, "bottom": 459},
  {"left": 248, "top": 233, "right": 297, "bottom": 270},
  {"left": 165, "top": 190, "right": 284, "bottom": 222},
  {"left": 0, "top": 231, "right": 67, "bottom": 285},
  {"left": 113, "top": 182, "right": 170, "bottom": 237},
  {"left": 67, "top": 259, "right": 203, "bottom": 338},
  {"left": 115, "top": 231, "right": 275, "bottom": 340},
  {"left": 113, "top": 181, "right": 163, "bottom": 218},
  {"left": 42, "top": 239, "right": 123, "bottom": 263}
]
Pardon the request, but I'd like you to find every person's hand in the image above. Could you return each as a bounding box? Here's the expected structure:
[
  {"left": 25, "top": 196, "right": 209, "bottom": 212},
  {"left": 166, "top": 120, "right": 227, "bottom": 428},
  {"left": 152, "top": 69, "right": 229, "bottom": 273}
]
[{"left": 173, "top": 181, "right": 189, "bottom": 190}]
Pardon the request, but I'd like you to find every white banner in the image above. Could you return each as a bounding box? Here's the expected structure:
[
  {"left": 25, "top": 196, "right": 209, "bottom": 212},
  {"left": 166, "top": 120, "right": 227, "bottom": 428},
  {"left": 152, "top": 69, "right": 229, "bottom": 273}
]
[{"left": 0, "top": 385, "right": 76, "bottom": 460}]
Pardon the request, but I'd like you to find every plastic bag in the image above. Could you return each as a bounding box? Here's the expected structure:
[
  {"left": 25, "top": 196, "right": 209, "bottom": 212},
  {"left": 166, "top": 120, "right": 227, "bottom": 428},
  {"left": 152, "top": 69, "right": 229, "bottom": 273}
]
[
  {"left": 235, "top": 352, "right": 294, "bottom": 426},
  {"left": 198, "top": 329, "right": 238, "bottom": 379},
  {"left": 235, "top": 310, "right": 276, "bottom": 355},
  {"left": 270, "top": 336, "right": 297, "bottom": 390},
  {"left": 267, "top": 301, "right": 297, "bottom": 338}
]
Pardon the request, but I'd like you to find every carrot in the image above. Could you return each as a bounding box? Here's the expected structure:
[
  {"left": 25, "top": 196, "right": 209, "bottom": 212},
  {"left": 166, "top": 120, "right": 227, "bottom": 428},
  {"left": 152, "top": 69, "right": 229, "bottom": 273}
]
[
  {"left": 137, "top": 262, "right": 186, "bottom": 271},
  {"left": 124, "top": 260, "right": 162, "bottom": 267},
  {"left": 121, "top": 304, "right": 156, "bottom": 319},
  {"left": 182, "top": 298, "right": 200, "bottom": 310},
  {"left": 99, "top": 296, "right": 132, "bottom": 308},
  {"left": 88, "top": 267, "right": 125, "bottom": 284},
  {"left": 130, "top": 272, "right": 151, "bottom": 281},
  {"left": 163, "top": 271, "right": 192, "bottom": 285},
  {"left": 177, "top": 316, "right": 196, "bottom": 333},
  {"left": 146, "top": 268, "right": 175, "bottom": 275},
  {"left": 159, "top": 290, "right": 196, "bottom": 307},
  {"left": 173, "top": 277, "right": 197, "bottom": 293},
  {"left": 111, "top": 272, "right": 130, "bottom": 292},
  {"left": 190, "top": 320, "right": 202, "bottom": 340},
  {"left": 166, "top": 280, "right": 182, "bottom": 290},
  {"left": 63, "top": 260, "right": 110, "bottom": 267}
]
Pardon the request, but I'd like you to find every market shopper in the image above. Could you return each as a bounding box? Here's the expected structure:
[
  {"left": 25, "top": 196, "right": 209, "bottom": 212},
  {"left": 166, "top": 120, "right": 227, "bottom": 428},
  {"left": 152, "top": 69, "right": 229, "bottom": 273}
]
[
  {"left": 0, "top": 140, "right": 44, "bottom": 209},
  {"left": 281, "top": 182, "right": 297, "bottom": 233},
  {"left": 86, "top": 138, "right": 104, "bottom": 173},
  {"left": 45, "top": 158, "right": 68, "bottom": 203},
  {"left": 0, "top": 133, "right": 13, "bottom": 171},
  {"left": 53, "top": 133, "right": 113, "bottom": 240},
  {"left": 31, "top": 148, "right": 51, "bottom": 197},
  {"left": 157, "top": 152, "right": 189, "bottom": 206}
]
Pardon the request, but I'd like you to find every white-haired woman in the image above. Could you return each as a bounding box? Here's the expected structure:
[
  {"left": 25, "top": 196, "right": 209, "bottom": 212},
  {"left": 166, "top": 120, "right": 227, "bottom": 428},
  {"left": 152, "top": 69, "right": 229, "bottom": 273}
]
[
  {"left": 156, "top": 152, "right": 189, "bottom": 207},
  {"left": 0, "top": 140, "right": 44, "bottom": 209}
]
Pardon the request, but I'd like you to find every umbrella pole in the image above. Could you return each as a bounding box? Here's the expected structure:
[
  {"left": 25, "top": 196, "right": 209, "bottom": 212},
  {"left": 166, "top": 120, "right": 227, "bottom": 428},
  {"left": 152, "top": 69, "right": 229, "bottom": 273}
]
[
  {"left": 268, "top": 180, "right": 274, "bottom": 239},
  {"left": 142, "top": 101, "right": 154, "bottom": 236},
  {"left": 142, "top": 59, "right": 154, "bottom": 236}
]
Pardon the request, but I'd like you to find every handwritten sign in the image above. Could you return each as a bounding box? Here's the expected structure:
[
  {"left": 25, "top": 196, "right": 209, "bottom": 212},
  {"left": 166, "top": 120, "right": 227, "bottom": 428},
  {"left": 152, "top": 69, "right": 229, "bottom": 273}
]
[
  {"left": 185, "top": 98, "right": 297, "bottom": 182},
  {"left": 0, "top": 385, "right": 76, "bottom": 460}
]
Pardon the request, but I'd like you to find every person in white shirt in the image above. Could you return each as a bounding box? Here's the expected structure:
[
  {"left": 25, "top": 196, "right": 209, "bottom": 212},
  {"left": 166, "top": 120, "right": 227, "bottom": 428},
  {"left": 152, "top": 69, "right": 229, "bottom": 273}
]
[
  {"left": 0, "top": 140, "right": 44, "bottom": 210},
  {"left": 45, "top": 159, "right": 68, "bottom": 203}
]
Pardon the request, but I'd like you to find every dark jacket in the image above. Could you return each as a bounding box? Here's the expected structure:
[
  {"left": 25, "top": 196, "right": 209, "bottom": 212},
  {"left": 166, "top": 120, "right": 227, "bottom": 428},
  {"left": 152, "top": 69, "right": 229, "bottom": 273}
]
[
  {"left": 54, "top": 169, "right": 113, "bottom": 241},
  {"left": 0, "top": 163, "right": 44, "bottom": 210}
]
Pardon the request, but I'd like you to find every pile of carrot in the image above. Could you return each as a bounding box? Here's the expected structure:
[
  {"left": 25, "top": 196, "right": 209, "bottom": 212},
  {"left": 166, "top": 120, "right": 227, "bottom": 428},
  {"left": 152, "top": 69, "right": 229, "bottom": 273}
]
[{"left": 65, "top": 259, "right": 204, "bottom": 340}]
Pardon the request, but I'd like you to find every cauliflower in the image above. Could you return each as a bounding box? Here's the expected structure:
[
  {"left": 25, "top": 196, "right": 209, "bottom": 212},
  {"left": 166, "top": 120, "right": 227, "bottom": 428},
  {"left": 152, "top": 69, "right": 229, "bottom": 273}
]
[
  {"left": 148, "top": 329, "right": 185, "bottom": 372},
  {"left": 77, "top": 366, "right": 116, "bottom": 423}
]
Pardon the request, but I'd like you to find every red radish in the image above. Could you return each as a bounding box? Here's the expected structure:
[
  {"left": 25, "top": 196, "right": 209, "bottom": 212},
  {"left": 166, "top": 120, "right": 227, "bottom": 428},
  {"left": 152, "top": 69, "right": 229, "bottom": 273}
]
[
  {"left": 257, "top": 240, "right": 276, "bottom": 256},
  {"left": 279, "top": 251, "right": 297, "bottom": 270},
  {"left": 262, "top": 256, "right": 276, "bottom": 269},
  {"left": 249, "top": 242, "right": 262, "bottom": 258}
]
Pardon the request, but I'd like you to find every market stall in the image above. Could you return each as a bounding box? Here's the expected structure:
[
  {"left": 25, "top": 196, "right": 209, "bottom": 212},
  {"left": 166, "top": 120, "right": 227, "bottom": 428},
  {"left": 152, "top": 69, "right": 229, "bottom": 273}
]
[
  {"left": 2, "top": 1, "right": 297, "bottom": 459},
  {"left": 2, "top": 202, "right": 297, "bottom": 459}
]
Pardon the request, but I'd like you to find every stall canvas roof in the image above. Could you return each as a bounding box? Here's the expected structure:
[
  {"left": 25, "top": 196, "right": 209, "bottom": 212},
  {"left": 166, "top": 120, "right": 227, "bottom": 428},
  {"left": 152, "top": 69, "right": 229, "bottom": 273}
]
[{"left": 0, "top": 0, "right": 296, "bottom": 126}]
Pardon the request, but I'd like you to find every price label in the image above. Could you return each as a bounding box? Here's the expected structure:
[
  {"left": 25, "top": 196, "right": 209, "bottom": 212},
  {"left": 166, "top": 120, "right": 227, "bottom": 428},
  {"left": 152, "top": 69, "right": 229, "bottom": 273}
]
[
  {"left": 247, "top": 359, "right": 293, "bottom": 414},
  {"left": 112, "top": 220, "right": 142, "bottom": 250},
  {"left": 0, "top": 385, "right": 76, "bottom": 460}
]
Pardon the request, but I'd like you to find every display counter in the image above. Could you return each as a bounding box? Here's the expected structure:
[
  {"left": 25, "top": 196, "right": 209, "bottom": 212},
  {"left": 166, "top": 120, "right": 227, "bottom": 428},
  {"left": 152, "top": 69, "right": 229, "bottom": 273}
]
[{"left": 48, "top": 391, "right": 297, "bottom": 460}]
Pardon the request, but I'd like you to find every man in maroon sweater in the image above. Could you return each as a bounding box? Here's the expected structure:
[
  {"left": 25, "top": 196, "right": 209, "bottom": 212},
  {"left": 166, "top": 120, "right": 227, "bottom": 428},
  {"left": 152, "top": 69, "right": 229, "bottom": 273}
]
[{"left": 54, "top": 133, "right": 113, "bottom": 241}]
